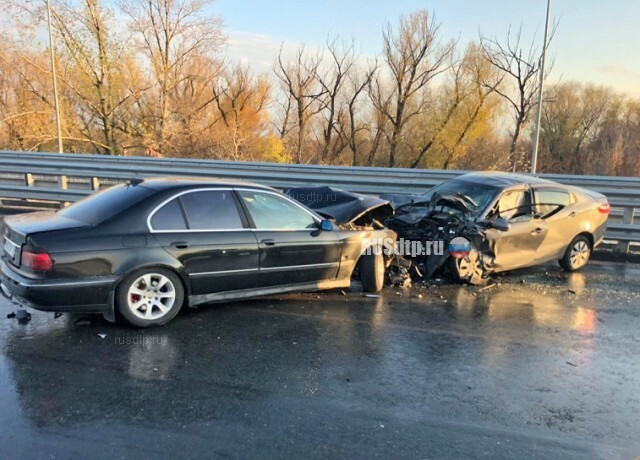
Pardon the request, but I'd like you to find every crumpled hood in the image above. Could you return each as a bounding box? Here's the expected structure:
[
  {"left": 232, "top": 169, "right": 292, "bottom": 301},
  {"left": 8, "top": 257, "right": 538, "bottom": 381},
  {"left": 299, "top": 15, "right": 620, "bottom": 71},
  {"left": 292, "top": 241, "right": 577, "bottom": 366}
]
[
  {"left": 428, "top": 192, "right": 478, "bottom": 214},
  {"left": 284, "top": 186, "right": 394, "bottom": 226},
  {"left": 390, "top": 192, "right": 478, "bottom": 225}
]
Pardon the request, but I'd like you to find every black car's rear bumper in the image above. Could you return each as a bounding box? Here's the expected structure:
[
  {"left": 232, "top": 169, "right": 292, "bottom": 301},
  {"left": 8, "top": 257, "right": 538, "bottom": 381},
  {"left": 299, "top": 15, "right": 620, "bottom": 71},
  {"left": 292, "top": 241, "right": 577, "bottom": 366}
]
[{"left": 0, "top": 259, "right": 114, "bottom": 313}]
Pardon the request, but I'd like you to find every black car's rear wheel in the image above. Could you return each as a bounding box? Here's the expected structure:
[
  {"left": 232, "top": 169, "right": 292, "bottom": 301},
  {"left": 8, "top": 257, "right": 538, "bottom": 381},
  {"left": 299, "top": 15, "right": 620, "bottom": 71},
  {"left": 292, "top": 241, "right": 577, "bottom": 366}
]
[
  {"left": 116, "top": 268, "right": 184, "bottom": 327},
  {"left": 360, "top": 252, "right": 385, "bottom": 292},
  {"left": 559, "top": 235, "right": 591, "bottom": 272}
]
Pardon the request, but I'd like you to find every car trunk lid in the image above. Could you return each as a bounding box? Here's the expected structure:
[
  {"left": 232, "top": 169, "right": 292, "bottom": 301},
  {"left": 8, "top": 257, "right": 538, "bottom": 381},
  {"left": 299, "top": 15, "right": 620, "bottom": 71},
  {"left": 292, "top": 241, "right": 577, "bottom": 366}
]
[{"left": 2, "top": 211, "right": 87, "bottom": 268}]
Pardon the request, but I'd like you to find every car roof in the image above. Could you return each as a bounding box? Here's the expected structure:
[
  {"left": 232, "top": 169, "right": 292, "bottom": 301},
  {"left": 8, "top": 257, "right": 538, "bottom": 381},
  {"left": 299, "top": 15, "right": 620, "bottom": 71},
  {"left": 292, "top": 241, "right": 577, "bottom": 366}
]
[
  {"left": 136, "top": 177, "right": 277, "bottom": 192},
  {"left": 456, "top": 171, "right": 559, "bottom": 188}
]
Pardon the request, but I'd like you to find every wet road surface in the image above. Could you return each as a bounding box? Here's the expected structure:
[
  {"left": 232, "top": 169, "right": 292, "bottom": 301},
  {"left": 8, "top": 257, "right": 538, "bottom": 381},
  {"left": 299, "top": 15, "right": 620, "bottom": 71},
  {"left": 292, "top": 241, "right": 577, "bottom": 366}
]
[{"left": 1, "top": 260, "right": 639, "bottom": 459}]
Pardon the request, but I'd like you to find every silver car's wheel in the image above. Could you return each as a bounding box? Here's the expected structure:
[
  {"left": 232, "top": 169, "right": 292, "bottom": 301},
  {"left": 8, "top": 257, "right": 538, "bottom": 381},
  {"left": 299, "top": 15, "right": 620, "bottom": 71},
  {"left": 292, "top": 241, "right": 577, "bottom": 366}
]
[
  {"left": 559, "top": 235, "right": 592, "bottom": 272},
  {"left": 453, "top": 251, "right": 485, "bottom": 285},
  {"left": 569, "top": 240, "right": 590, "bottom": 270},
  {"left": 127, "top": 273, "right": 176, "bottom": 320}
]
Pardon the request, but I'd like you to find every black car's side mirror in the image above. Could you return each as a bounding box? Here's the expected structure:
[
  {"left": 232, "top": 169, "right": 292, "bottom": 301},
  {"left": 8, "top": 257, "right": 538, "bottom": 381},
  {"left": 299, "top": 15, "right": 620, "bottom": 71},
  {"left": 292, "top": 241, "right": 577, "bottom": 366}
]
[
  {"left": 319, "top": 220, "right": 333, "bottom": 231},
  {"left": 488, "top": 217, "right": 510, "bottom": 232}
]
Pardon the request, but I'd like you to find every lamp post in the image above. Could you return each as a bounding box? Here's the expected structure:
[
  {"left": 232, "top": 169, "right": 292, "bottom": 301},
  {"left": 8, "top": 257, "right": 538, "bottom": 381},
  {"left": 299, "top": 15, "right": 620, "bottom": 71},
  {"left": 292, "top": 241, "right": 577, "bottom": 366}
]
[
  {"left": 45, "top": 0, "right": 63, "bottom": 153},
  {"left": 530, "top": 0, "right": 551, "bottom": 174}
]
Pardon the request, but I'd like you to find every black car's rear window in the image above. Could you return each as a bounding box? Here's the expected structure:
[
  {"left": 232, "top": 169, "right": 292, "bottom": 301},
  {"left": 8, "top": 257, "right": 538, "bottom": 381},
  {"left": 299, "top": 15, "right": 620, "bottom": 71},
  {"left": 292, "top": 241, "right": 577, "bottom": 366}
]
[{"left": 59, "top": 184, "right": 154, "bottom": 224}]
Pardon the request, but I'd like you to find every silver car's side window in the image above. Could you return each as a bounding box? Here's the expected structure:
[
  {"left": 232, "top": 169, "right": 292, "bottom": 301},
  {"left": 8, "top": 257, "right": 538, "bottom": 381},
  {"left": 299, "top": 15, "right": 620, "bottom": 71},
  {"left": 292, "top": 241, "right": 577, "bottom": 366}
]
[
  {"left": 495, "top": 190, "right": 533, "bottom": 222},
  {"left": 533, "top": 189, "right": 572, "bottom": 218}
]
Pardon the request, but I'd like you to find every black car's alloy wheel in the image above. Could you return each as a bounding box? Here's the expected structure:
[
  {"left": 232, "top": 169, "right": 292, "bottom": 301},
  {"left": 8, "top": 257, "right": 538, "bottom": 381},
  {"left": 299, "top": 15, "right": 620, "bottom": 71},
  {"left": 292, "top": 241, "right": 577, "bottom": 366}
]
[{"left": 116, "top": 268, "right": 184, "bottom": 327}]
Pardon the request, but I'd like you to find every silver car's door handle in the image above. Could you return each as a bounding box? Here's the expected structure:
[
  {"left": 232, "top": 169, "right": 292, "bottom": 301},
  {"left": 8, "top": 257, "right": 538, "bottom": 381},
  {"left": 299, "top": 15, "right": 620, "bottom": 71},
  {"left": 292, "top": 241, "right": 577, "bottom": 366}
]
[{"left": 260, "top": 239, "right": 277, "bottom": 246}]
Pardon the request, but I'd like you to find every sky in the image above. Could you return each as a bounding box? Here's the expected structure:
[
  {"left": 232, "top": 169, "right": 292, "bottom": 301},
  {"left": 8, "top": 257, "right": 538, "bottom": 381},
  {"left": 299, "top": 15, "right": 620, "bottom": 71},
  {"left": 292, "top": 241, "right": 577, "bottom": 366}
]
[{"left": 215, "top": 0, "right": 640, "bottom": 96}]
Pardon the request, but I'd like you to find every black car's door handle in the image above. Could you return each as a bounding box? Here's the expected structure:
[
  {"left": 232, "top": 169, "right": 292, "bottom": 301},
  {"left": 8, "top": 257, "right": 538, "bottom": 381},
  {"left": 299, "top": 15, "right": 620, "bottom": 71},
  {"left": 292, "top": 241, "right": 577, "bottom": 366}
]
[
  {"left": 531, "top": 228, "right": 543, "bottom": 235},
  {"left": 260, "top": 239, "right": 277, "bottom": 246},
  {"left": 170, "top": 241, "right": 190, "bottom": 249}
]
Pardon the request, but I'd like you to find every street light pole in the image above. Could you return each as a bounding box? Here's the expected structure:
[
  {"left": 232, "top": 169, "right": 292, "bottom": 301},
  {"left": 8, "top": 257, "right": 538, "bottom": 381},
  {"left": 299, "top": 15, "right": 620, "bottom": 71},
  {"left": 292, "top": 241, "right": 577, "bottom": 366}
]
[
  {"left": 45, "top": 0, "right": 63, "bottom": 153},
  {"left": 530, "top": 0, "right": 551, "bottom": 174}
]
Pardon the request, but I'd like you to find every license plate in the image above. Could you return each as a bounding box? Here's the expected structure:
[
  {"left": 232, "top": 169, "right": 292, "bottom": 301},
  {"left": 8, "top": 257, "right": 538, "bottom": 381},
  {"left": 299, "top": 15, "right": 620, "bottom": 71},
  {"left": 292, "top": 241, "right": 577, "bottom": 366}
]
[{"left": 3, "top": 239, "right": 16, "bottom": 258}]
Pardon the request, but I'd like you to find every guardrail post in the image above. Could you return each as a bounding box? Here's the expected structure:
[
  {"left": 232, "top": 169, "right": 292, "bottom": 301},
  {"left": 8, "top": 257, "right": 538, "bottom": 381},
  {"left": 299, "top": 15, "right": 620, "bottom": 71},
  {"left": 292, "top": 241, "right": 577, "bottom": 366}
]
[
  {"left": 90, "top": 177, "right": 100, "bottom": 191},
  {"left": 58, "top": 174, "right": 69, "bottom": 208},
  {"left": 24, "top": 173, "right": 35, "bottom": 187},
  {"left": 618, "top": 207, "right": 633, "bottom": 254}
]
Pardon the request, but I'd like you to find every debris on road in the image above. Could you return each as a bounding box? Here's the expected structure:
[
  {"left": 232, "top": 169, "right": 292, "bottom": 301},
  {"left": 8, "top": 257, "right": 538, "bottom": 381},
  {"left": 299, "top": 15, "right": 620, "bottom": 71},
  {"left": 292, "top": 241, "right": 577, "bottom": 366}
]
[
  {"left": 74, "top": 317, "right": 92, "bottom": 326},
  {"left": 7, "top": 310, "right": 31, "bottom": 323},
  {"left": 479, "top": 281, "right": 498, "bottom": 292}
]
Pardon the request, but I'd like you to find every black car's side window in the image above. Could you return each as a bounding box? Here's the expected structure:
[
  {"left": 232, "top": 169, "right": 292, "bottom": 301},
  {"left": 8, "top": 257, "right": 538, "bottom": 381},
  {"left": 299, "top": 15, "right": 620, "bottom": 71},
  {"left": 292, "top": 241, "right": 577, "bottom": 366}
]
[
  {"left": 238, "top": 191, "right": 317, "bottom": 230},
  {"left": 150, "top": 198, "right": 187, "bottom": 231},
  {"left": 534, "top": 189, "right": 572, "bottom": 218},
  {"left": 180, "top": 191, "right": 244, "bottom": 230}
]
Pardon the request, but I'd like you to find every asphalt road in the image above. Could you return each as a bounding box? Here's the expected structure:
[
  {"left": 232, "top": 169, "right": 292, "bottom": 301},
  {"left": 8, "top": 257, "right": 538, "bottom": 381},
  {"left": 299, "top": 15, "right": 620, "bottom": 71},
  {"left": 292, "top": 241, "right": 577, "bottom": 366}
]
[{"left": 1, "top": 260, "right": 639, "bottom": 459}]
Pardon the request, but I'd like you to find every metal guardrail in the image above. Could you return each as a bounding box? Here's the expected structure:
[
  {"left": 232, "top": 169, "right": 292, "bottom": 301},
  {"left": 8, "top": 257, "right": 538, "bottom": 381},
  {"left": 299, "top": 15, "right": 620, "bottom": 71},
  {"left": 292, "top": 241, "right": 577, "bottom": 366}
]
[{"left": 0, "top": 150, "right": 638, "bottom": 252}]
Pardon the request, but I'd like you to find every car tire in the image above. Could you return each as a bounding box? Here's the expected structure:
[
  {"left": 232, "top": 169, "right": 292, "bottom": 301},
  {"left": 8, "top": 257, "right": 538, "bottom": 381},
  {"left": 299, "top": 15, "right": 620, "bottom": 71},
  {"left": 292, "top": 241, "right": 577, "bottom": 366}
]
[
  {"left": 451, "top": 250, "right": 487, "bottom": 286},
  {"left": 559, "top": 235, "right": 591, "bottom": 272},
  {"left": 115, "top": 267, "right": 185, "bottom": 327},
  {"left": 360, "top": 252, "right": 385, "bottom": 292}
]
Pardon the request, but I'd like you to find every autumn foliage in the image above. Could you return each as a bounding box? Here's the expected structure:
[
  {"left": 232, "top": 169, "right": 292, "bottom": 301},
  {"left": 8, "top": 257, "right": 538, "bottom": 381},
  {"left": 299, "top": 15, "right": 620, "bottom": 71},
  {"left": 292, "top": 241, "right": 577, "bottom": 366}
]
[{"left": 0, "top": 2, "right": 637, "bottom": 175}]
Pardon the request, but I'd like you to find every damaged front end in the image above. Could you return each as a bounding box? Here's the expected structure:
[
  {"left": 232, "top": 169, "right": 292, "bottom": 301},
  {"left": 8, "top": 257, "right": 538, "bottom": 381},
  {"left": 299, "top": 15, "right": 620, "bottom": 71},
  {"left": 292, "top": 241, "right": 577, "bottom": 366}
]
[
  {"left": 384, "top": 192, "right": 495, "bottom": 285},
  {"left": 285, "top": 185, "right": 497, "bottom": 286},
  {"left": 284, "top": 186, "right": 394, "bottom": 228}
]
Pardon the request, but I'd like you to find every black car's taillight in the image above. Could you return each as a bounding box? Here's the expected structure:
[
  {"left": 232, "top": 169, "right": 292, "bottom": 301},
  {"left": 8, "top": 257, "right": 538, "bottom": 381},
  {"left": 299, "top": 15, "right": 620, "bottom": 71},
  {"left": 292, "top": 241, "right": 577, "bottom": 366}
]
[{"left": 21, "top": 250, "right": 53, "bottom": 271}]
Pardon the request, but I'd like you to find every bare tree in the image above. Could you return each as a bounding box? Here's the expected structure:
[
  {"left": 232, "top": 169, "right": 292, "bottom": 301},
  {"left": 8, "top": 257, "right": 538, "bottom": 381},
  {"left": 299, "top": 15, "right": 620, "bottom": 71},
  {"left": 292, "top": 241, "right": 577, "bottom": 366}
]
[
  {"left": 274, "top": 45, "right": 325, "bottom": 163},
  {"left": 121, "top": 0, "right": 224, "bottom": 155},
  {"left": 540, "top": 82, "right": 611, "bottom": 173},
  {"left": 372, "top": 10, "right": 455, "bottom": 167},
  {"left": 314, "top": 37, "right": 355, "bottom": 163},
  {"left": 439, "top": 43, "right": 504, "bottom": 169},
  {"left": 212, "top": 63, "right": 270, "bottom": 160},
  {"left": 481, "top": 24, "right": 555, "bottom": 171},
  {"left": 46, "top": 0, "right": 150, "bottom": 155},
  {"left": 341, "top": 62, "right": 377, "bottom": 166}
]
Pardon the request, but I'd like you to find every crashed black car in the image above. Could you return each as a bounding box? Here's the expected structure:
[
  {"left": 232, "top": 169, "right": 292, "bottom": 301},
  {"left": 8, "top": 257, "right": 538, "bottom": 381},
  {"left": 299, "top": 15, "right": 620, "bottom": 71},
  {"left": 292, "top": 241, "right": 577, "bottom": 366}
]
[
  {"left": 384, "top": 172, "right": 610, "bottom": 284},
  {"left": 1, "top": 179, "right": 396, "bottom": 327}
]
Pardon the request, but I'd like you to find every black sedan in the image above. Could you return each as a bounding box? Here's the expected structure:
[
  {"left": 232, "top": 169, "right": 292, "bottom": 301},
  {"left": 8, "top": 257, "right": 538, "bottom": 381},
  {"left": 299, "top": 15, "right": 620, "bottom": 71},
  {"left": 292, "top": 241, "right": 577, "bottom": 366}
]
[{"left": 1, "top": 179, "right": 394, "bottom": 327}]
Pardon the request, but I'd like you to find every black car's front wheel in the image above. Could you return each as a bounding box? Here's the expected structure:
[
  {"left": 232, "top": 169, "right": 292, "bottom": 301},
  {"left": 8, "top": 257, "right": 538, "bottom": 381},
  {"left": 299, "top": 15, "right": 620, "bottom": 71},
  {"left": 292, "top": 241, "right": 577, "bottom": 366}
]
[
  {"left": 360, "top": 252, "right": 385, "bottom": 292},
  {"left": 116, "top": 268, "right": 185, "bottom": 327}
]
